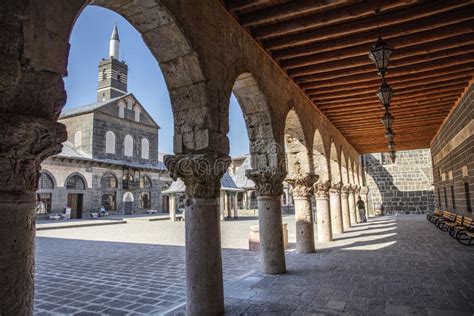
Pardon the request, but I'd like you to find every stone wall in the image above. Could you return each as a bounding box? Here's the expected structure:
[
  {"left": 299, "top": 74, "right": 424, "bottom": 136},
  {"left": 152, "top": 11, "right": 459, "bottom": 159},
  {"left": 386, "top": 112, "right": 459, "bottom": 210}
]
[
  {"left": 363, "top": 149, "right": 435, "bottom": 215},
  {"left": 431, "top": 84, "right": 473, "bottom": 216}
]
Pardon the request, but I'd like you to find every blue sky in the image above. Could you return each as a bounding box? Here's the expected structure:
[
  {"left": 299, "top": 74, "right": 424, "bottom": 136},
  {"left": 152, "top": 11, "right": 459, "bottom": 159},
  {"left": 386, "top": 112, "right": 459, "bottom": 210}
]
[{"left": 65, "top": 6, "right": 249, "bottom": 157}]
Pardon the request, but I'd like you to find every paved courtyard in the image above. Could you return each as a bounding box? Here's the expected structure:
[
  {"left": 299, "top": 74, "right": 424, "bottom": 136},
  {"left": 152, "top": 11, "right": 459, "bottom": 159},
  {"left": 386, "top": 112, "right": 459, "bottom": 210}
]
[{"left": 34, "top": 215, "right": 474, "bottom": 315}]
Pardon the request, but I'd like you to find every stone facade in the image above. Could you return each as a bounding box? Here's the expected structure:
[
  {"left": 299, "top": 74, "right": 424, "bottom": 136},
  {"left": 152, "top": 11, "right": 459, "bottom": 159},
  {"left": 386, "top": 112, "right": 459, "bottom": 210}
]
[
  {"left": 363, "top": 149, "right": 435, "bottom": 215},
  {"left": 431, "top": 83, "right": 473, "bottom": 216}
]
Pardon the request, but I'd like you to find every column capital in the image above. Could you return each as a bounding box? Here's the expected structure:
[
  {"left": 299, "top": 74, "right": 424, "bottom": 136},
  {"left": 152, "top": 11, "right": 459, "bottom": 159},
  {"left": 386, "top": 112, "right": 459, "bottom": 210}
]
[
  {"left": 329, "top": 181, "right": 343, "bottom": 194},
  {"left": 286, "top": 173, "right": 319, "bottom": 199},
  {"left": 0, "top": 114, "right": 67, "bottom": 192},
  {"left": 313, "top": 180, "right": 331, "bottom": 199},
  {"left": 348, "top": 184, "right": 356, "bottom": 194},
  {"left": 341, "top": 184, "right": 351, "bottom": 198},
  {"left": 164, "top": 153, "right": 230, "bottom": 199},
  {"left": 354, "top": 185, "right": 361, "bottom": 194},
  {"left": 246, "top": 167, "right": 287, "bottom": 196},
  {"left": 360, "top": 186, "right": 369, "bottom": 194}
]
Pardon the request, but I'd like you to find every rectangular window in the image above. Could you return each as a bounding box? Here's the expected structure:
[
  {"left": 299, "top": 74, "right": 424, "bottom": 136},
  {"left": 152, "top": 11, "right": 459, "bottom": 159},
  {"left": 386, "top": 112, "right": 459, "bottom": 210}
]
[
  {"left": 451, "top": 186, "right": 456, "bottom": 210},
  {"left": 465, "top": 183, "right": 472, "bottom": 213}
]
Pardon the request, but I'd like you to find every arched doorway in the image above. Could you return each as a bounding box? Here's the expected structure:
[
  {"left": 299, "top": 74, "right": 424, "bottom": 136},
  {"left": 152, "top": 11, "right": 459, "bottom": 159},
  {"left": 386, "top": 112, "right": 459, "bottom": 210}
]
[
  {"left": 65, "top": 173, "right": 87, "bottom": 219},
  {"left": 123, "top": 191, "right": 134, "bottom": 215}
]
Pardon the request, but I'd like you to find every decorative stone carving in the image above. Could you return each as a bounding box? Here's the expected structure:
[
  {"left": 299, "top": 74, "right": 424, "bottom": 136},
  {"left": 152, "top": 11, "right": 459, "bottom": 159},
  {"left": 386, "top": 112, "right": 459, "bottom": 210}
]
[
  {"left": 286, "top": 173, "right": 319, "bottom": 199},
  {"left": 341, "top": 184, "right": 351, "bottom": 198},
  {"left": 360, "top": 186, "right": 369, "bottom": 195},
  {"left": 348, "top": 184, "right": 356, "bottom": 193},
  {"left": 329, "top": 181, "right": 343, "bottom": 194},
  {"left": 314, "top": 180, "right": 331, "bottom": 199},
  {"left": 0, "top": 114, "right": 67, "bottom": 192},
  {"left": 246, "top": 167, "right": 287, "bottom": 196},
  {"left": 164, "top": 153, "right": 230, "bottom": 199},
  {"left": 354, "top": 185, "right": 361, "bottom": 194}
]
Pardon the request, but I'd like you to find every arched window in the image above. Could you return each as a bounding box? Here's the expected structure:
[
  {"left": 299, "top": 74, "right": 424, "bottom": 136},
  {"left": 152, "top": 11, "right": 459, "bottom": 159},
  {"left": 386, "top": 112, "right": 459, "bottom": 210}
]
[
  {"left": 118, "top": 101, "right": 125, "bottom": 118},
  {"left": 100, "top": 173, "right": 117, "bottom": 189},
  {"left": 66, "top": 174, "right": 86, "bottom": 190},
  {"left": 102, "top": 193, "right": 116, "bottom": 211},
  {"left": 102, "top": 69, "right": 107, "bottom": 81},
  {"left": 134, "top": 107, "right": 141, "bottom": 122},
  {"left": 141, "top": 138, "right": 149, "bottom": 159},
  {"left": 140, "top": 175, "right": 152, "bottom": 189},
  {"left": 38, "top": 172, "right": 54, "bottom": 190},
  {"left": 126, "top": 98, "right": 133, "bottom": 110},
  {"left": 74, "top": 131, "right": 82, "bottom": 148},
  {"left": 124, "top": 135, "right": 133, "bottom": 157},
  {"left": 105, "top": 131, "right": 115, "bottom": 154}
]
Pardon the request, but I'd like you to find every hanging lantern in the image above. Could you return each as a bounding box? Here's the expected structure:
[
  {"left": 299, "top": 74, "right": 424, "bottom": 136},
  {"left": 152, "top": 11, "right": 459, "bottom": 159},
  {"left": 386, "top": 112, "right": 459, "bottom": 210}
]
[
  {"left": 381, "top": 109, "right": 394, "bottom": 129},
  {"left": 385, "top": 128, "right": 395, "bottom": 141},
  {"left": 368, "top": 37, "right": 394, "bottom": 76},
  {"left": 388, "top": 141, "right": 395, "bottom": 151},
  {"left": 376, "top": 80, "right": 394, "bottom": 107},
  {"left": 390, "top": 150, "right": 396, "bottom": 163}
]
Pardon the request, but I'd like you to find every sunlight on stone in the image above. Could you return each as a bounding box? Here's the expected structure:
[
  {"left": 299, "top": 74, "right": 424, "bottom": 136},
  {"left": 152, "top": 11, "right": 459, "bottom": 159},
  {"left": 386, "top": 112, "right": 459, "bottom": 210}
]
[{"left": 342, "top": 240, "right": 397, "bottom": 251}]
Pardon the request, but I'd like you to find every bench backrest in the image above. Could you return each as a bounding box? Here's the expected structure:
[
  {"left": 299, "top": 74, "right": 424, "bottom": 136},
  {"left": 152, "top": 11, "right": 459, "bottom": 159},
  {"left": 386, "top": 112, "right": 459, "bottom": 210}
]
[
  {"left": 463, "top": 217, "right": 473, "bottom": 229},
  {"left": 455, "top": 215, "right": 463, "bottom": 225}
]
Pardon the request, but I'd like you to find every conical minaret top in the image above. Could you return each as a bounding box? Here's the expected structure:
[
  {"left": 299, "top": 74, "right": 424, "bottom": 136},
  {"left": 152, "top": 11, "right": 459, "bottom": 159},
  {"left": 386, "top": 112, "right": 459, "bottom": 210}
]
[{"left": 109, "top": 25, "right": 120, "bottom": 59}]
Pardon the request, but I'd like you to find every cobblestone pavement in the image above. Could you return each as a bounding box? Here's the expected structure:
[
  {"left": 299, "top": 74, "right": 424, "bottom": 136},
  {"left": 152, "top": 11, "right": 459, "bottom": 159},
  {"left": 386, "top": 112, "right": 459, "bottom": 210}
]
[{"left": 35, "top": 216, "right": 474, "bottom": 315}]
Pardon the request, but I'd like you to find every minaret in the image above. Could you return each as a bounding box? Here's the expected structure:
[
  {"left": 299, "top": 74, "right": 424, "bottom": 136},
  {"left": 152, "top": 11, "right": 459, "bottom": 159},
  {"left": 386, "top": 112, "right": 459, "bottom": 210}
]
[{"left": 97, "top": 25, "right": 128, "bottom": 102}]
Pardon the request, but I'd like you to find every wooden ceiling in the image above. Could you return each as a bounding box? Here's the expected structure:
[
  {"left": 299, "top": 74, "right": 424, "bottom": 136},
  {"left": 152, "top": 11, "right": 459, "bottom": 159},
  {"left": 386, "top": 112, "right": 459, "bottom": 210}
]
[{"left": 222, "top": 0, "right": 474, "bottom": 154}]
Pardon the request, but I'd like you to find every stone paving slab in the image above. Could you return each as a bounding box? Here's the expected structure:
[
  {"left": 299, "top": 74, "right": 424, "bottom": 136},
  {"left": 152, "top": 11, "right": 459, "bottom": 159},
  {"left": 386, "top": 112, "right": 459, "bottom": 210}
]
[
  {"left": 36, "top": 219, "right": 127, "bottom": 231},
  {"left": 35, "top": 216, "right": 474, "bottom": 315}
]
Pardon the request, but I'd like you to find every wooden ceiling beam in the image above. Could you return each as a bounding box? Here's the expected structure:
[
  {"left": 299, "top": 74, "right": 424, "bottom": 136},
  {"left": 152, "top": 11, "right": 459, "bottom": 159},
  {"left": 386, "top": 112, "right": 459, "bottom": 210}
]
[
  {"left": 239, "top": 0, "right": 346, "bottom": 28},
  {"left": 305, "top": 69, "right": 473, "bottom": 95},
  {"left": 295, "top": 52, "right": 474, "bottom": 82},
  {"left": 300, "top": 62, "right": 474, "bottom": 89},
  {"left": 317, "top": 90, "right": 463, "bottom": 109},
  {"left": 271, "top": 15, "right": 473, "bottom": 60},
  {"left": 253, "top": 0, "right": 415, "bottom": 40},
  {"left": 280, "top": 33, "right": 474, "bottom": 70},
  {"left": 225, "top": 0, "right": 269, "bottom": 12},
  {"left": 310, "top": 77, "right": 470, "bottom": 102},
  {"left": 329, "top": 108, "right": 451, "bottom": 124},
  {"left": 288, "top": 44, "right": 474, "bottom": 77}
]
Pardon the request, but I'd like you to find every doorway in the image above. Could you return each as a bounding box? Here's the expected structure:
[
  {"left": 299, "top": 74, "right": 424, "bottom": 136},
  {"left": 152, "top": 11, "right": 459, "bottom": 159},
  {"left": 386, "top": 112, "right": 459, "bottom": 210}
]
[{"left": 68, "top": 193, "right": 84, "bottom": 219}]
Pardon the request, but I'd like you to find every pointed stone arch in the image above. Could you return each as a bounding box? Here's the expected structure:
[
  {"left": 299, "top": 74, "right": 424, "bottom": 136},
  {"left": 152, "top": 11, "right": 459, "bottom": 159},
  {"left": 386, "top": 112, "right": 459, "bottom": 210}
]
[
  {"left": 340, "top": 150, "right": 348, "bottom": 185},
  {"left": 329, "top": 142, "right": 341, "bottom": 183},
  {"left": 313, "top": 129, "right": 329, "bottom": 181},
  {"left": 231, "top": 72, "right": 282, "bottom": 170},
  {"left": 284, "top": 109, "right": 310, "bottom": 176}
]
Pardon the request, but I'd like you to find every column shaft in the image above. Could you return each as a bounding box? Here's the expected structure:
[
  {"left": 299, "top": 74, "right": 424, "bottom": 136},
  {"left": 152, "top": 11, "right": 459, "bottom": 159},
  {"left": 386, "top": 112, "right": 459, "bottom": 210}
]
[
  {"left": 348, "top": 191, "right": 357, "bottom": 226},
  {"left": 185, "top": 198, "right": 223, "bottom": 314},
  {"left": 315, "top": 180, "right": 332, "bottom": 242},
  {"left": 330, "top": 191, "right": 343, "bottom": 235},
  {"left": 0, "top": 192, "right": 35, "bottom": 315},
  {"left": 294, "top": 197, "right": 315, "bottom": 253},
  {"left": 258, "top": 196, "right": 286, "bottom": 274},
  {"left": 341, "top": 186, "right": 351, "bottom": 231},
  {"left": 169, "top": 194, "right": 176, "bottom": 221}
]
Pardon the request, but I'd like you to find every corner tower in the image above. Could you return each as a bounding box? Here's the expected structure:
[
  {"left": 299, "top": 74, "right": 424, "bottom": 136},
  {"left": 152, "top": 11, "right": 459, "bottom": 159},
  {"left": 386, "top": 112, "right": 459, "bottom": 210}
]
[{"left": 97, "top": 25, "right": 128, "bottom": 101}]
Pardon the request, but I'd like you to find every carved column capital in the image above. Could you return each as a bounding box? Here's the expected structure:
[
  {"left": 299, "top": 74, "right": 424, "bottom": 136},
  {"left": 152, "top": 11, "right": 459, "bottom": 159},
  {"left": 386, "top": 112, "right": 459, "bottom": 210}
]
[
  {"left": 246, "top": 167, "right": 287, "bottom": 197},
  {"left": 0, "top": 114, "right": 67, "bottom": 192},
  {"left": 286, "top": 173, "right": 319, "bottom": 199},
  {"left": 164, "top": 153, "right": 230, "bottom": 199},
  {"left": 313, "top": 180, "right": 331, "bottom": 199},
  {"left": 329, "top": 181, "right": 343, "bottom": 194},
  {"left": 341, "top": 184, "right": 351, "bottom": 198},
  {"left": 348, "top": 184, "right": 356, "bottom": 194},
  {"left": 354, "top": 185, "right": 361, "bottom": 194}
]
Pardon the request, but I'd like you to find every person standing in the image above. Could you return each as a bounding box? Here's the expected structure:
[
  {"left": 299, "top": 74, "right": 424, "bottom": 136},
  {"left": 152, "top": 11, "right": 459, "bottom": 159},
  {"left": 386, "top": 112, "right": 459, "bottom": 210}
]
[{"left": 356, "top": 197, "right": 367, "bottom": 223}]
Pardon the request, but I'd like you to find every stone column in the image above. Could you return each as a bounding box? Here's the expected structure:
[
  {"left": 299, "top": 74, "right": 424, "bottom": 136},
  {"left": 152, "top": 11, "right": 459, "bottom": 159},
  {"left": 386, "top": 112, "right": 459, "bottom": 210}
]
[
  {"left": 169, "top": 194, "right": 177, "bottom": 221},
  {"left": 341, "top": 185, "right": 351, "bottom": 231},
  {"left": 246, "top": 168, "right": 287, "bottom": 274},
  {"left": 361, "top": 186, "right": 370, "bottom": 219},
  {"left": 314, "top": 180, "right": 332, "bottom": 242},
  {"left": 164, "top": 153, "right": 230, "bottom": 315},
  {"left": 224, "top": 192, "right": 230, "bottom": 219},
  {"left": 329, "top": 182, "right": 343, "bottom": 235},
  {"left": 354, "top": 185, "right": 361, "bottom": 223},
  {"left": 348, "top": 185, "right": 357, "bottom": 225},
  {"left": 219, "top": 191, "right": 225, "bottom": 220},
  {"left": 286, "top": 174, "right": 318, "bottom": 253},
  {"left": 233, "top": 193, "right": 239, "bottom": 219},
  {"left": 0, "top": 114, "right": 66, "bottom": 315}
]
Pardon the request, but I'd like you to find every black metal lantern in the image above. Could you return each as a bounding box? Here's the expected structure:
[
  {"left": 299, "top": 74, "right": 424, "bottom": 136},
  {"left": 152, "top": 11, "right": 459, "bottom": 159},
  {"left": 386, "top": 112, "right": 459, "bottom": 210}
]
[
  {"left": 388, "top": 141, "right": 395, "bottom": 152},
  {"left": 385, "top": 128, "right": 395, "bottom": 140},
  {"left": 381, "top": 109, "right": 394, "bottom": 129},
  {"left": 369, "top": 37, "right": 394, "bottom": 76},
  {"left": 390, "top": 150, "right": 396, "bottom": 163},
  {"left": 377, "top": 80, "right": 394, "bottom": 107}
]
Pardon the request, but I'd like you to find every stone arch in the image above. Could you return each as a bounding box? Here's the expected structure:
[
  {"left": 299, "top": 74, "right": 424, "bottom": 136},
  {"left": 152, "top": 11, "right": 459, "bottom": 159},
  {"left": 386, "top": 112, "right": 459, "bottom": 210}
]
[
  {"left": 100, "top": 172, "right": 117, "bottom": 189},
  {"left": 313, "top": 129, "right": 329, "bottom": 181},
  {"left": 38, "top": 170, "right": 57, "bottom": 190},
  {"left": 340, "top": 150, "right": 348, "bottom": 185},
  {"left": 284, "top": 109, "right": 310, "bottom": 175},
  {"left": 140, "top": 175, "right": 153, "bottom": 189},
  {"left": 123, "top": 191, "right": 134, "bottom": 202},
  {"left": 329, "top": 142, "right": 340, "bottom": 183},
  {"left": 231, "top": 72, "right": 282, "bottom": 170},
  {"left": 65, "top": 172, "right": 87, "bottom": 190}
]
